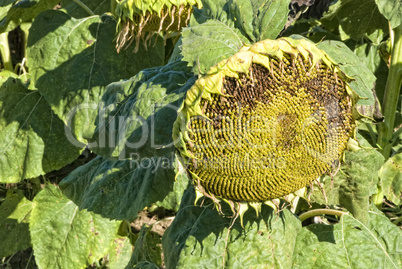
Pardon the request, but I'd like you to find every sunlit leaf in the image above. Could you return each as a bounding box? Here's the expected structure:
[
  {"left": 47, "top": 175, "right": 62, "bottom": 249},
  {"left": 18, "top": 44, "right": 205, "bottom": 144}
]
[
  {"left": 181, "top": 20, "right": 246, "bottom": 74},
  {"left": 0, "top": 189, "right": 32, "bottom": 258},
  {"left": 0, "top": 0, "right": 60, "bottom": 33},
  {"left": 30, "top": 185, "right": 121, "bottom": 268},
  {"left": 375, "top": 0, "right": 402, "bottom": 28},
  {"left": 380, "top": 152, "right": 402, "bottom": 205},
  {"left": 292, "top": 207, "right": 401, "bottom": 268}
]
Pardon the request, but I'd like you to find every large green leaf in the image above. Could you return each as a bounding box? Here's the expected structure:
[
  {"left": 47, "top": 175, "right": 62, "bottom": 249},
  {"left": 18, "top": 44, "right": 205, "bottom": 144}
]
[
  {"left": 0, "top": 189, "right": 32, "bottom": 258},
  {"left": 0, "top": 71, "right": 82, "bottom": 183},
  {"left": 60, "top": 155, "right": 178, "bottom": 222},
  {"left": 62, "top": 0, "right": 111, "bottom": 18},
  {"left": 375, "top": 0, "right": 402, "bottom": 28},
  {"left": 336, "top": 0, "right": 388, "bottom": 40},
  {"left": 182, "top": 0, "right": 290, "bottom": 74},
  {"left": 308, "top": 148, "right": 384, "bottom": 223},
  {"left": 30, "top": 185, "right": 121, "bottom": 269},
  {"left": 292, "top": 207, "right": 401, "bottom": 268},
  {"left": 27, "top": 10, "right": 165, "bottom": 146},
  {"left": 317, "top": 40, "right": 377, "bottom": 106},
  {"left": 107, "top": 235, "right": 133, "bottom": 269},
  {"left": 0, "top": 0, "right": 60, "bottom": 33},
  {"left": 231, "top": 0, "right": 291, "bottom": 42},
  {"left": 88, "top": 60, "right": 196, "bottom": 159},
  {"left": 380, "top": 152, "right": 402, "bottom": 205},
  {"left": 191, "top": 0, "right": 290, "bottom": 42},
  {"left": 181, "top": 20, "right": 247, "bottom": 74},
  {"left": 162, "top": 187, "right": 302, "bottom": 269}
]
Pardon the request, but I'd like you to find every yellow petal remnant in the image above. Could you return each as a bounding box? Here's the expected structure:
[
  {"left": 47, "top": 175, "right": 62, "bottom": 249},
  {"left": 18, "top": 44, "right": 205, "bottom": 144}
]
[
  {"left": 115, "top": 0, "right": 202, "bottom": 52},
  {"left": 173, "top": 37, "right": 357, "bottom": 212}
]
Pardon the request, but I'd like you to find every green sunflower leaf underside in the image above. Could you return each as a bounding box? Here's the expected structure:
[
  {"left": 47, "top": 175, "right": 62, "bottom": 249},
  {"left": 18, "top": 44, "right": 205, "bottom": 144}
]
[
  {"left": 379, "top": 152, "right": 402, "bottom": 206},
  {"left": 27, "top": 10, "right": 165, "bottom": 146},
  {"left": 30, "top": 185, "right": 121, "bottom": 269},
  {"left": 191, "top": 0, "right": 291, "bottom": 42},
  {"left": 0, "top": 71, "right": 82, "bottom": 183},
  {"left": 88, "top": 60, "right": 196, "bottom": 159},
  {"left": 0, "top": 189, "right": 32, "bottom": 258},
  {"left": 59, "top": 155, "right": 179, "bottom": 222},
  {"left": 375, "top": 0, "right": 402, "bottom": 28},
  {"left": 0, "top": 0, "right": 60, "bottom": 33},
  {"left": 292, "top": 206, "right": 402, "bottom": 269},
  {"left": 181, "top": 19, "right": 247, "bottom": 74},
  {"left": 317, "top": 40, "right": 377, "bottom": 106},
  {"left": 162, "top": 187, "right": 302, "bottom": 269}
]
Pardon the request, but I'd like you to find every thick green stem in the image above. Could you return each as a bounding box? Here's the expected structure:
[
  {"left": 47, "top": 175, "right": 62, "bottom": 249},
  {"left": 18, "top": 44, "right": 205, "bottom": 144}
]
[
  {"left": 72, "top": 0, "right": 95, "bottom": 16},
  {"left": 377, "top": 24, "right": 402, "bottom": 159},
  {"left": 298, "top": 209, "right": 347, "bottom": 222},
  {"left": 0, "top": 32, "right": 13, "bottom": 71}
]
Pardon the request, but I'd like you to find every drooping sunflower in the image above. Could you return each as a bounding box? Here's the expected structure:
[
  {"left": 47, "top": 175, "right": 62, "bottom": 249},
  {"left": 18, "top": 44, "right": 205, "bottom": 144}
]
[
  {"left": 115, "top": 0, "right": 202, "bottom": 52},
  {"left": 173, "top": 37, "right": 360, "bottom": 218}
]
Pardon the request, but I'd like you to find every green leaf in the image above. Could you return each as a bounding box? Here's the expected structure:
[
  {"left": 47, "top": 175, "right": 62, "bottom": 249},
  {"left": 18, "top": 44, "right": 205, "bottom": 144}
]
[
  {"left": 292, "top": 207, "right": 401, "bottom": 268},
  {"left": 375, "top": 0, "right": 402, "bottom": 28},
  {"left": 309, "top": 148, "right": 384, "bottom": 223},
  {"left": 0, "top": 0, "right": 17, "bottom": 22},
  {"left": 62, "top": 0, "right": 111, "bottom": 18},
  {"left": 317, "top": 40, "right": 377, "bottom": 106},
  {"left": 183, "top": 0, "right": 291, "bottom": 74},
  {"left": 107, "top": 236, "right": 133, "bottom": 269},
  {"left": 380, "top": 153, "right": 402, "bottom": 205},
  {"left": 60, "top": 155, "right": 177, "bottom": 222},
  {"left": 0, "top": 189, "right": 32, "bottom": 258},
  {"left": 336, "top": 0, "right": 388, "bottom": 40},
  {"left": 233, "top": 0, "right": 291, "bottom": 42},
  {"left": 0, "top": 0, "right": 60, "bottom": 33},
  {"left": 30, "top": 185, "right": 120, "bottom": 269},
  {"left": 126, "top": 225, "right": 162, "bottom": 268},
  {"left": 348, "top": 30, "right": 389, "bottom": 104},
  {"left": 181, "top": 20, "right": 247, "bottom": 74},
  {"left": 191, "top": 0, "right": 290, "bottom": 42},
  {"left": 88, "top": 60, "right": 195, "bottom": 159},
  {"left": 162, "top": 188, "right": 302, "bottom": 269},
  {"left": 27, "top": 10, "right": 165, "bottom": 146},
  {"left": 0, "top": 72, "right": 82, "bottom": 183},
  {"left": 155, "top": 166, "right": 190, "bottom": 212}
]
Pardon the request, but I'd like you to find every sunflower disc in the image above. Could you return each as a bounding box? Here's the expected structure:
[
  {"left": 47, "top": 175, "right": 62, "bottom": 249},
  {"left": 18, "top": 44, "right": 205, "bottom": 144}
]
[{"left": 173, "top": 38, "right": 356, "bottom": 202}]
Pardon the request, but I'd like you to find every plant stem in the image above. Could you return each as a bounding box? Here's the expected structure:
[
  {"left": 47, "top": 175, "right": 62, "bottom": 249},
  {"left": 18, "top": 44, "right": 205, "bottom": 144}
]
[
  {"left": 0, "top": 32, "right": 13, "bottom": 71},
  {"left": 298, "top": 209, "right": 348, "bottom": 222},
  {"left": 111, "top": 0, "right": 117, "bottom": 16},
  {"left": 377, "top": 24, "right": 402, "bottom": 159},
  {"left": 72, "top": 0, "right": 95, "bottom": 16}
]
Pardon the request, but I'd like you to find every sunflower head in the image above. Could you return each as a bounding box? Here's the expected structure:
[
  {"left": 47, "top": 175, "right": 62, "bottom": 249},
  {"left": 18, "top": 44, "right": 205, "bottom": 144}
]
[
  {"left": 115, "top": 0, "right": 202, "bottom": 52},
  {"left": 173, "top": 37, "right": 358, "bottom": 218}
]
